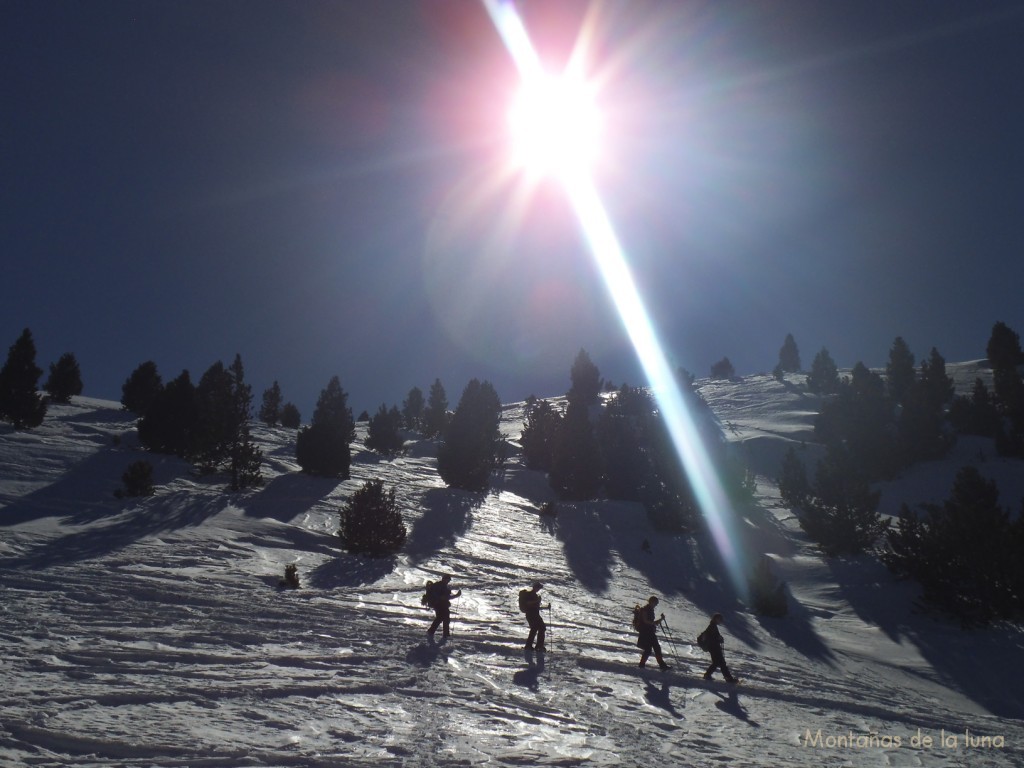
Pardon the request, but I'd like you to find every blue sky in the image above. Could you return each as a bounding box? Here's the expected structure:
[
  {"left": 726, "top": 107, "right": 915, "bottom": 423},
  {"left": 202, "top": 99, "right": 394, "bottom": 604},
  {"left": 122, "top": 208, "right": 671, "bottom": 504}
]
[{"left": 3, "top": 1, "right": 1022, "bottom": 419}]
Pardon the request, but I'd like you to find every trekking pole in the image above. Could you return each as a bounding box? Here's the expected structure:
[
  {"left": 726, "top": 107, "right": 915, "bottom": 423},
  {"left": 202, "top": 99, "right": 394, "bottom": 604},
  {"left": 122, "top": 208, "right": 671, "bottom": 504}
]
[
  {"left": 661, "top": 618, "right": 681, "bottom": 666},
  {"left": 547, "top": 604, "right": 553, "bottom": 646}
]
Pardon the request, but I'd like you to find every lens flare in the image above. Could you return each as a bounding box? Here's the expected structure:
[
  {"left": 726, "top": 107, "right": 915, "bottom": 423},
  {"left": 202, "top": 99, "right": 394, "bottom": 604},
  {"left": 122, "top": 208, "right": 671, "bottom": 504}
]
[{"left": 483, "top": 0, "right": 748, "bottom": 601}]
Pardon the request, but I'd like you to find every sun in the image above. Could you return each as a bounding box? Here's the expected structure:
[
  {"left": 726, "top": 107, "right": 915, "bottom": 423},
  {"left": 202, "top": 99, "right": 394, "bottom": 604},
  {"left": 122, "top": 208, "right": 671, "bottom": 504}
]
[{"left": 507, "top": 69, "right": 603, "bottom": 181}]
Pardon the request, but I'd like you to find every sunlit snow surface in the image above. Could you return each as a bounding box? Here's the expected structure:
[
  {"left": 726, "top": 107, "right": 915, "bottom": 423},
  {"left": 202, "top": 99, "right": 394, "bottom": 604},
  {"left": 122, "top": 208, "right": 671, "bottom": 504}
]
[{"left": 2, "top": 363, "right": 1023, "bottom": 767}]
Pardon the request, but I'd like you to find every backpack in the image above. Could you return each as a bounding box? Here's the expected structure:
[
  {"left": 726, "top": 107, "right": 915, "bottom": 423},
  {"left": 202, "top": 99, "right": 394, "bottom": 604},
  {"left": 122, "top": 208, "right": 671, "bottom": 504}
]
[
  {"left": 518, "top": 589, "right": 532, "bottom": 613},
  {"left": 421, "top": 580, "right": 436, "bottom": 609},
  {"left": 631, "top": 605, "right": 644, "bottom": 632},
  {"left": 697, "top": 630, "right": 710, "bottom": 651}
]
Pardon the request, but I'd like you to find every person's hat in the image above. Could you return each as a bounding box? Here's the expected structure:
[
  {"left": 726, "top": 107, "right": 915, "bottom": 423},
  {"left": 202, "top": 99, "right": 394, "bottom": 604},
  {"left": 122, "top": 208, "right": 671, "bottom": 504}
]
[{"left": 532, "top": 581, "right": 543, "bottom": 590}]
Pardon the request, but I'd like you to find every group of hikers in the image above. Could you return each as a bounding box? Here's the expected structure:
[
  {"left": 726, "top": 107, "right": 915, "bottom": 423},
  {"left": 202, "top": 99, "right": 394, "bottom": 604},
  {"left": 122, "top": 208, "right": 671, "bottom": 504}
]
[{"left": 422, "top": 577, "right": 737, "bottom": 683}]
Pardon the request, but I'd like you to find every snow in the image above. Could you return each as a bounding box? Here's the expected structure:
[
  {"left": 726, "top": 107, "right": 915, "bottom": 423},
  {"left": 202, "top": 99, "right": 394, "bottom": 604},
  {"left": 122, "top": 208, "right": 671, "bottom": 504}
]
[{"left": 2, "top": 368, "right": 1023, "bottom": 767}]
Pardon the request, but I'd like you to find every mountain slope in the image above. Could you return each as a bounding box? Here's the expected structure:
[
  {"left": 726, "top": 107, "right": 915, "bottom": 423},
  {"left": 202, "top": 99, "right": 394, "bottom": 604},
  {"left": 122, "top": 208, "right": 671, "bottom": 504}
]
[{"left": 1, "top": 368, "right": 1022, "bottom": 767}]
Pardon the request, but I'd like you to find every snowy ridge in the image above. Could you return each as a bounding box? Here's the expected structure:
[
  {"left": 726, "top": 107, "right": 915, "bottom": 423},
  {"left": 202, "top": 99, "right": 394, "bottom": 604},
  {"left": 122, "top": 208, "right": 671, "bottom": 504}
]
[{"left": 1, "top": 369, "right": 1023, "bottom": 767}]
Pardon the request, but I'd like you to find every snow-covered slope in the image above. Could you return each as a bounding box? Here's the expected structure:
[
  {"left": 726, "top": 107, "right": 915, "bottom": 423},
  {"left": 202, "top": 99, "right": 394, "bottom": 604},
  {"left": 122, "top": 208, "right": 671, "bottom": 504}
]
[{"left": 2, "top": 367, "right": 1022, "bottom": 767}]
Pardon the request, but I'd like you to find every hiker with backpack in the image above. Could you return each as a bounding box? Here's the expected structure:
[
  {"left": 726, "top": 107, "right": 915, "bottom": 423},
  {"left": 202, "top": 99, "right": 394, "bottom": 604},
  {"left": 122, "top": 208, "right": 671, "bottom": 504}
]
[
  {"left": 634, "top": 596, "right": 670, "bottom": 670},
  {"left": 425, "top": 574, "right": 461, "bottom": 640},
  {"left": 518, "top": 581, "right": 547, "bottom": 652},
  {"left": 698, "top": 612, "right": 737, "bottom": 683}
]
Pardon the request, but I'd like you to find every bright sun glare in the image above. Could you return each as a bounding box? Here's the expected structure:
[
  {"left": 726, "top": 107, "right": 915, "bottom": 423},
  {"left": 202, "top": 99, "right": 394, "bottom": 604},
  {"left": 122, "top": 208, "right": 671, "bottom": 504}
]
[
  {"left": 508, "top": 71, "right": 602, "bottom": 179},
  {"left": 483, "top": 0, "right": 749, "bottom": 601}
]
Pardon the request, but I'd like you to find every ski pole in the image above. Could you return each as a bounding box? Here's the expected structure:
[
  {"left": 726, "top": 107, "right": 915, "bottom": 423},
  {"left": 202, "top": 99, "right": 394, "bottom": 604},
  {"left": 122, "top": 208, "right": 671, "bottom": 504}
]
[{"left": 546, "top": 604, "right": 553, "bottom": 646}]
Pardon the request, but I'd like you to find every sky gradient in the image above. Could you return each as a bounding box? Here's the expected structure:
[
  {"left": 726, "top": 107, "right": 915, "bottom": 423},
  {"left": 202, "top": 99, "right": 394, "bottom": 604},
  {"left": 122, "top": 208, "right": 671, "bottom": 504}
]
[{"left": 4, "top": 1, "right": 1023, "bottom": 418}]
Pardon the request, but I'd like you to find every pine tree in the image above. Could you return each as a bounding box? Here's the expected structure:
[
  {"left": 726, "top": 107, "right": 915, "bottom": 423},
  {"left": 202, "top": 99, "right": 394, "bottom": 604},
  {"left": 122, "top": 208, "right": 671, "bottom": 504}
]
[
  {"left": 259, "top": 381, "right": 283, "bottom": 426},
  {"left": 192, "top": 361, "right": 235, "bottom": 472},
  {"left": 138, "top": 370, "right": 198, "bottom": 455},
  {"left": 366, "top": 403, "right": 404, "bottom": 455},
  {"left": 886, "top": 466, "right": 1019, "bottom": 624},
  {"left": 422, "top": 378, "right": 449, "bottom": 438},
  {"left": 227, "top": 354, "right": 262, "bottom": 490},
  {"left": 710, "top": 357, "right": 735, "bottom": 380},
  {"left": 798, "top": 446, "right": 888, "bottom": 556},
  {"left": 437, "top": 379, "right": 504, "bottom": 491},
  {"left": 44, "top": 352, "right": 83, "bottom": 403},
  {"left": 520, "top": 397, "right": 562, "bottom": 472},
  {"left": 885, "top": 336, "right": 916, "bottom": 406},
  {"left": 402, "top": 386, "right": 425, "bottom": 430},
  {"left": 280, "top": 402, "right": 301, "bottom": 428},
  {"left": 986, "top": 322, "right": 1024, "bottom": 454},
  {"left": 339, "top": 479, "right": 407, "bottom": 556},
  {"left": 549, "top": 399, "right": 602, "bottom": 500},
  {"left": 778, "top": 333, "right": 801, "bottom": 373},
  {"left": 121, "top": 361, "right": 163, "bottom": 415},
  {"left": 296, "top": 376, "right": 354, "bottom": 477},
  {"left": 0, "top": 329, "right": 47, "bottom": 429},
  {"left": 777, "top": 446, "right": 810, "bottom": 508},
  {"left": 806, "top": 347, "right": 840, "bottom": 395},
  {"left": 899, "top": 347, "right": 954, "bottom": 463},
  {"left": 568, "top": 349, "right": 602, "bottom": 407}
]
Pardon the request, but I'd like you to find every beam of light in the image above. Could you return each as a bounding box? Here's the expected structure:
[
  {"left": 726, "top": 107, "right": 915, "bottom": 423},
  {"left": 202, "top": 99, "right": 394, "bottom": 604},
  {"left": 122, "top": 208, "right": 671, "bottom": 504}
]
[{"left": 484, "top": 0, "right": 748, "bottom": 600}]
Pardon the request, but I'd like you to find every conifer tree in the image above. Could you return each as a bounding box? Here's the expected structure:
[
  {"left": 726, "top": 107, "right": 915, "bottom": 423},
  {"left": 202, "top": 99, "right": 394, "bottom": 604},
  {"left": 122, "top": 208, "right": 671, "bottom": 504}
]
[
  {"left": 0, "top": 328, "right": 47, "bottom": 429},
  {"left": 44, "top": 352, "right": 83, "bottom": 403},
  {"left": 568, "top": 349, "right": 602, "bottom": 407},
  {"left": 885, "top": 336, "right": 916, "bottom": 406},
  {"left": 710, "top": 357, "right": 735, "bottom": 380},
  {"left": 777, "top": 333, "right": 801, "bottom": 373},
  {"left": 121, "top": 361, "right": 163, "bottom": 415},
  {"left": 549, "top": 398, "right": 602, "bottom": 500},
  {"left": 339, "top": 479, "right": 407, "bottom": 556},
  {"left": 520, "top": 396, "right": 562, "bottom": 472},
  {"left": 366, "top": 403, "right": 404, "bottom": 455},
  {"left": 280, "top": 402, "right": 301, "bottom": 428},
  {"left": 437, "top": 379, "right": 504, "bottom": 491},
  {"left": 296, "top": 376, "right": 354, "bottom": 477},
  {"left": 227, "top": 354, "right": 262, "bottom": 490},
  {"left": 259, "top": 381, "right": 283, "bottom": 426},
  {"left": 138, "top": 370, "right": 198, "bottom": 456},
  {"left": 886, "top": 466, "right": 1019, "bottom": 624},
  {"left": 402, "top": 386, "right": 425, "bottom": 431},
  {"left": 422, "top": 378, "right": 449, "bottom": 438},
  {"left": 806, "top": 347, "right": 840, "bottom": 395}
]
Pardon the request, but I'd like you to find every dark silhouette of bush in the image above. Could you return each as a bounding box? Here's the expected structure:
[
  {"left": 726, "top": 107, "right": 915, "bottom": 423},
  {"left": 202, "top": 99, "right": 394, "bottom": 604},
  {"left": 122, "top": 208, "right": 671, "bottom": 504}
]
[
  {"left": 986, "top": 321, "right": 1024, "bottom": 455},
  {"left": 45, "top": 352, "right": 83, "bottom": 403},
  {"left": 885, "top": 336, "right": 916, "bottom": 406},
  {"left": 948, "top": 379, "right": 1000, "bottom": 437},
  {"left": 437, "top": 379, "right": 504, "bottom": 491},
  {"left": 339, "top": 479, "right": 407, "bottom": 556},
  {"left": 119, "top": 460, "right": 155, "bottom": 497},
  {"left": 749, "top": 555, "right": 788, "bottom": 617},
  {"left": 0, "top": 328, "right": 47, "bottom": 429},
  {"left": 121, "top": 361, "right": 162, "bottom": 415},
  {"left": 296, "top": 376, "right": 354, "bottom": 477},
  {"left": 886, "top": 466, "right": 1021, "bottom": 625}
]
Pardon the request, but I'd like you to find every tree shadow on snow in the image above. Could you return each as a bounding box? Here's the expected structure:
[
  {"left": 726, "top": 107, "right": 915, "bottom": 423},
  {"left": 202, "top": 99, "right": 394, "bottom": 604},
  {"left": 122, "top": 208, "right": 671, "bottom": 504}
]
[
  {"left": 306, "top": 552, "right": 398, "bottom": 589},
  {"left": 0, "top": 489, "right": 228, "bottom": 570},
  {"left": 553, "top": 502, "right": 617, "bottom": 593},
  {"left": 827, "top": 556, "right": 1024, "bottom": 719},
  {"left": 403, "top": 488, "right": 476, "bottom": 564},
  {"left": 241, "top": 472, "right": 338, "bottom": 523}
]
